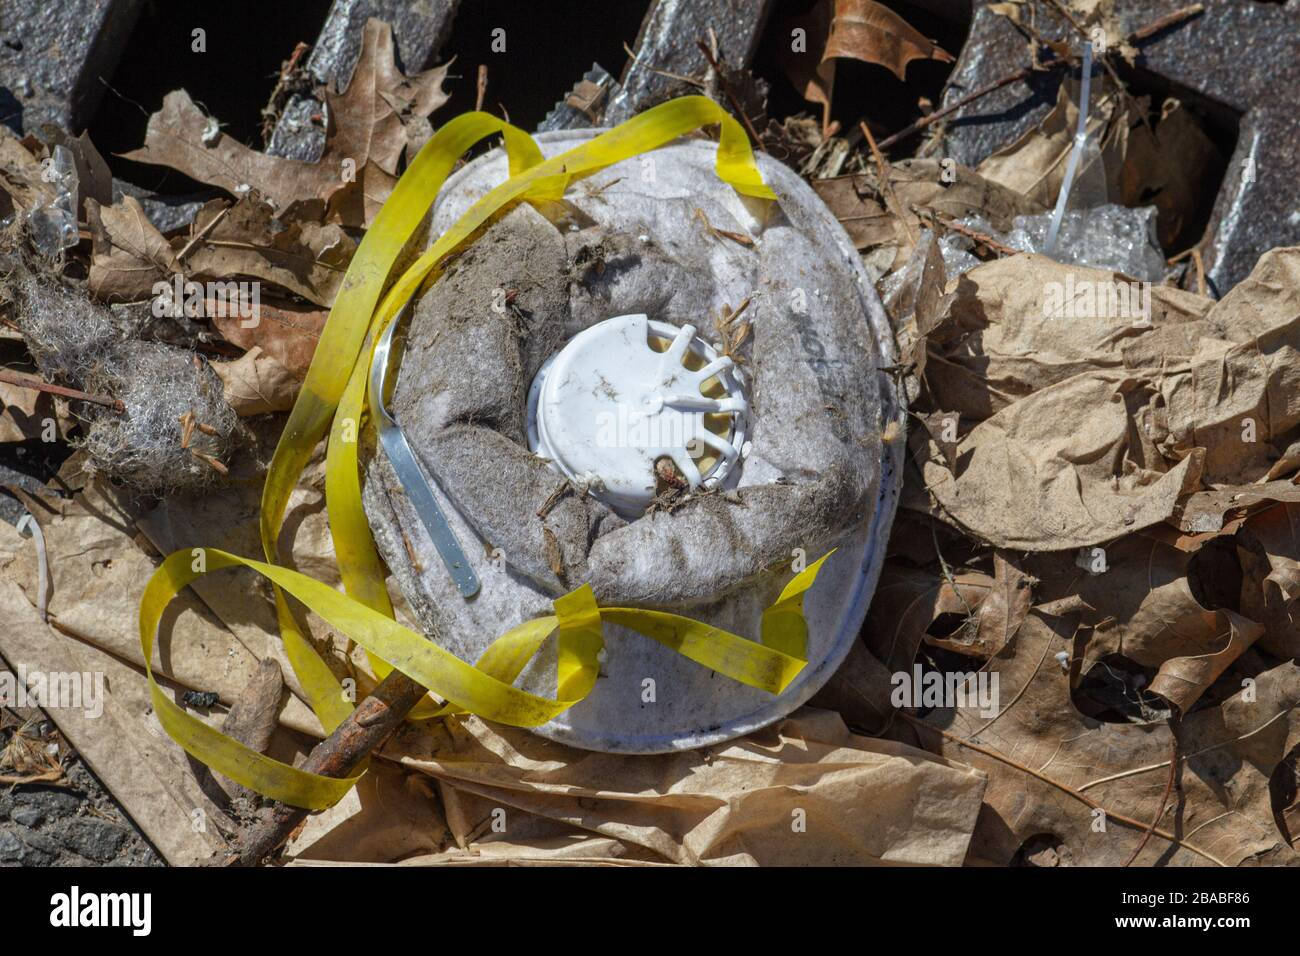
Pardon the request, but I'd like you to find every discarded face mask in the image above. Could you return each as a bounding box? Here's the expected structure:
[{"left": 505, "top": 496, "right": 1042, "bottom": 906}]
[{"left": 363, "top": 130, "right": 905, "bottom": 753}]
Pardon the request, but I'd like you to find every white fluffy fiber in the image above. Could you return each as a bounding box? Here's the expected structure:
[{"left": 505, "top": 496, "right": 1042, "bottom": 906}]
[{"left": 9, "top": 259, "right": 238, "bottom": 492}]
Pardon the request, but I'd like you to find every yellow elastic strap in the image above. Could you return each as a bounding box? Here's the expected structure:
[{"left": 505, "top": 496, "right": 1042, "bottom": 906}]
[
  {"left": 141, "top": 547, "right": 826, "bottom": 808},
  {"left": 263, "top": 114, "right": 548, "bottom": 730}
]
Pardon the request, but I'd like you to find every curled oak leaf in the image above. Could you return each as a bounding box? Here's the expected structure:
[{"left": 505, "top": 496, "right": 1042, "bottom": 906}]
[
  {"left": 210, "top": 346, "right": 300, "bottom": 416},
  {"left": 781, "top": 0, "right": 954, "bottom": 132},
  {"left": 824, "top": 0, "right": 955, "bottom": 81}
]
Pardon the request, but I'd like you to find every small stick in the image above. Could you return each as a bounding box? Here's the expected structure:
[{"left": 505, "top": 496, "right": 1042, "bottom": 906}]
[
  {"left": 1128, "top": 3, "right": 1204, "bottom": 43},
  {"left": 475, "top": 64, "right": 488, "bottom": 113},
  {"left": 875, "top": 57, "right": 1067, "bottom": 151},
  {"left": 0, "top": 770, "right": 66, "bottom": 786},
  {"left": 0, "top": 368, "right": 124, "bottom": 412},
  {"left": 695, "top": 40, "right": 767, "bottom": 152},
  {"left": 623, "top": 42, "right": 703, "bottom": 89},
  {"left": 175, "top": 203, "right": 232, "bottom": 264},
  {"left": 861, "top": 122, "right": 916, "bottom": 245},
  {"left": 917, "top": 206, "right": 1020, "bottom": 257},
  {"left": 214, "top": 669, "right": 431, "bottom": 866}
]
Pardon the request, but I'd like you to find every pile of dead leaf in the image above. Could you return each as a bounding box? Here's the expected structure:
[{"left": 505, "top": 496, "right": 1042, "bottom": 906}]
[{"left": 795, "top": 5, "right": 1300, "bottom": 864}]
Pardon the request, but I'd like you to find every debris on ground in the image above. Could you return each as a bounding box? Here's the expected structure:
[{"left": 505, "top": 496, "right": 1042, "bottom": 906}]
[{"left": 1, "top": 0, "right": 1299, "bottom": 871}]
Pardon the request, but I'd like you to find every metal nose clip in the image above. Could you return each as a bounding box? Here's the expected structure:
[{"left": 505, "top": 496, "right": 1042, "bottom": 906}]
[{"left": 369, "top": 308, "right": 481, "bottom": 599}]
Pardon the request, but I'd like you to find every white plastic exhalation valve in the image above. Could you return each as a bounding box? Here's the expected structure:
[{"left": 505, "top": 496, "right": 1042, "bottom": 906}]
[{"left": 526, "top": 313, "right": 748, "bottom": 517}]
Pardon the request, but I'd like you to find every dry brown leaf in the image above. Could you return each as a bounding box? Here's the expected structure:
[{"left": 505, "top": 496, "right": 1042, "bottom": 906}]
[
  {"left": 922, "top": 368, "right": 1206, "bottom": 550},
  {"left": 908, "top": 613, "right": 1300, "bottom": 866},
  {"left": 824, "top": 0, "right": 955, "bottom": 80},
  {"left": 0, "top": 380, "right": 65, "bottom": 443},
  {"left": 1175, "top": 481, "right": 1300, "bottom": 536},
  {"left": 863, "top": 563, "right": 991, "bottom": 671},
  {"left": 208, "top": 297, "right": 328, "bottom": 379},
  {"left": 1024, "top": 535, "right": 1262, "bottom": 714},
  {"left": 1238, "top": 503, "right": 1300, "bottom": 660},
  {"left": 180, "top": 195, "right": 355, "bottom": 307},
  {"left": 908, "top": 250, "right": 1300, "bottom": 550},
  {"left": 923, "top": 254, "right": 1211, "bottom": 420},
  {"left": 0, "top": 125, "right": 54, "bottom": 217},
  {"left": 1146, "top": 610, "right": 1261, "bottom": 714},
  {"left": 781, "top": 0, "right": 953, "bottom": 130},
  {"left": 86, "top": 195, "right": 178, "bottom": 302},
  {"left": 393, "top": 708, "right": 986, "bottom": 866},
  {"left": 973, "top": 551, "right": 1035, "bottom": 659},
  {"left": 121, "top": 20, "right": 450, "bottom": 227},
  {"left": 808, "top": 638, "right": 898, "bottom": 734},
  {"left": 210, "top": 346, "right": 300, "bottom": 416}
]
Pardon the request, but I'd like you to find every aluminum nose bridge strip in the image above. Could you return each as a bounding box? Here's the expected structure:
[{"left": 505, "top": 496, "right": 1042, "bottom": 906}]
[{"left": 368, "top": 302, "right": 481, "bottom": 598}]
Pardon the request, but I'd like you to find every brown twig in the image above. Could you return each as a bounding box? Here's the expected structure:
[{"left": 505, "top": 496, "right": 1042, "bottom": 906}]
[
  {"left": 916, "top": 206, "right": 1020, "bottom": 257},
  {"left": 861, "top": 122, "right": 916, "bottom": 245},
  {"left": 214, "top": 669, "right": 431, "bottom": 866},
  {"left": 1124, "top": 728, "right": 1179, "bottom": 866},
  {"left": 0, "top": 769, "right": 66, "bottom": 786},
  {"left": 875, "top": 56, "right": 1068, "bottom": 151},
  {"left": 623, "top": 42, "right": 703, "bottom": 89},
  {"left": 0, "top": 368, "right": 124, "bottom": 412},
  {"left": 175, "top": 203, "right": 231, "bottom": 264},
  {"left": 475, "top": 64, "right": 488, "bottom": 113},
  {"left": 695, "top": 40, "right": 767, "bottom": 152},
  {"left": 1128, "top": 3, "right": 1204, "bottom": 43}
]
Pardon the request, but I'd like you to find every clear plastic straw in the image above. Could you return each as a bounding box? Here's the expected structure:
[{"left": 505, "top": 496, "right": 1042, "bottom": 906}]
[{"left": 1044, "top": 41, "right": 1093, "bottom": 256}]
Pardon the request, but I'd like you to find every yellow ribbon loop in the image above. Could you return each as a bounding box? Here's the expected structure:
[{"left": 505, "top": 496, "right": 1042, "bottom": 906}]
[
  {"left": 139, "top": 97, "right": 825, "bottom": 810},
  {"left": 141, "top": 548, "right": 827, "bottom": 808}
]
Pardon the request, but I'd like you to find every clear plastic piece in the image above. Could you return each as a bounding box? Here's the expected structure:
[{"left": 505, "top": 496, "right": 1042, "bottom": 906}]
[
  {"left": 28, "top": 144, "right": 80, "bottom": 256},
  {"left": 929, "top": 203, "right": 1168, "bottom": 283}
]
